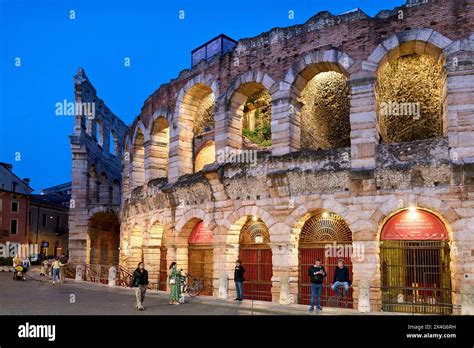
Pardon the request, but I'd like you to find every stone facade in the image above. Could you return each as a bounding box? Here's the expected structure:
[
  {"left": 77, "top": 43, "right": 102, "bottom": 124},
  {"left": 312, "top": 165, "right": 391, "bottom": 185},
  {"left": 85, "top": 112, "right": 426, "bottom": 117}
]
[{"left": 70, "top": 0, "right": 474, "bottom": 313}]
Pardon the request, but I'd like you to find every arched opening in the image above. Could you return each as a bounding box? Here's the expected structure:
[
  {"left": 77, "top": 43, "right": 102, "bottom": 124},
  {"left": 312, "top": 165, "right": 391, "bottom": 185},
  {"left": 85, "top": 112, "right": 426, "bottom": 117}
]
[
  {"left": 131, "top": 128, "right": 145, "bottom": 187},
  {"left": 149, "top": 117, "right": 169, "bottom": 179},
  {"left": 143, "top": 222, "right": 165, "bottom": 290},
  {"left": 187, "top": 220, "right": 213, "bottom": 295},
  {"left": 88, "top": 212, "right": 120, "bottom": 266},
  {"left": 194, "top": 141, "right": 216, "bottom": 173},
  {"left": 298, "top": 68, "right": 350, "bottom": 150},
  {"left": 231, "top": 83, "right": 272, "bottom": 149},
  {"left": 178, "top": 83, "right": 216, "bottom": 173},
  {"left": 375, "top": 42, "right": 446, "bottom": 143},
  {"left": 239, "top": 217, "right": 273, "bottom": 301},
  {"left": 298, "top": 210, "right": 353, "bottom": 308},
  {"left": 110, "top": 130, "right": 118, "bottom": 156},
  {"left": 379, "top": 208, "right": 452, "bottom": 314}
]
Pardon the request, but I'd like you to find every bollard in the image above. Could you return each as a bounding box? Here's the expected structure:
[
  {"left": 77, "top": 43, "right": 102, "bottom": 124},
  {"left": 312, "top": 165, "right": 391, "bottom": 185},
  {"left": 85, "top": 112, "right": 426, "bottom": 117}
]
[
  {"left": 358, "top": 282, "right": 371, "bottom": 313},
  {"left": 75, "top": 264, "right": 84, "bottom": 281},
  {"left": 108, "top": 266, "right": 117, "bottom": 287},
  {"left": 460, "top": 283, "right": 474, "bottom": 315},
  {"left": 218, "top": 273, "right": 229, "bottom": 299}
]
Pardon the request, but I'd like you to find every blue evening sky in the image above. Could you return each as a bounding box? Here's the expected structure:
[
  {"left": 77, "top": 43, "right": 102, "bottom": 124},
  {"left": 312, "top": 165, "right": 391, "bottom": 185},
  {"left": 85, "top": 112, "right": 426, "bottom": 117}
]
[{"left": 0, "top": 0, "right": 404, "bottom": 192}]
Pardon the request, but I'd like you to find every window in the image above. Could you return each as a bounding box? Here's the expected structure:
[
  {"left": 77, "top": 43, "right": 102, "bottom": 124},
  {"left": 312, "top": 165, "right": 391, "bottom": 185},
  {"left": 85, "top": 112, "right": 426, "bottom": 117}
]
[
  {"left": 11, "top": 201, "right": 19, "bottom": 213},
  {"left": 12, "top": 182, "right": 18, "bottom": 192},
  {"left": 42, "top": 213, "right": 47, "bottom": 227},
  {"left": 10, "top": 219, "right": 18, "bottom": 234}
]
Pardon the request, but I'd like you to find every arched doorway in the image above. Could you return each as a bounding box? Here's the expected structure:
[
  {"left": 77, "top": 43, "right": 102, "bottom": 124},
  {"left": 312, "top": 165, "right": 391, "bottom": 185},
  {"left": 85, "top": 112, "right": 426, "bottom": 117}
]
[
  {"left": 380, "top": 208, "right": 452, "bottom": 314},
  {"left": 188, "top": 221, "right": 213, "bottom": 295},
  {"left": 88, "top": 212, "right": 120, "bottom": 266},
  {"left": 239, "top": 217, "right": 273, "bottom": 301},
  {"left": 298, "top": 211, "right": 353, "bottom": 308}
]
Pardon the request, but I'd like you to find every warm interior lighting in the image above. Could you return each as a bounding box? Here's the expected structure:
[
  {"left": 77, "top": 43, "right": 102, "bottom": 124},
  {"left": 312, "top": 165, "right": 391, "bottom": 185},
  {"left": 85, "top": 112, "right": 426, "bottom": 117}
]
[{"left": 322, "top": 212, "right": 329, "bottom": 218}]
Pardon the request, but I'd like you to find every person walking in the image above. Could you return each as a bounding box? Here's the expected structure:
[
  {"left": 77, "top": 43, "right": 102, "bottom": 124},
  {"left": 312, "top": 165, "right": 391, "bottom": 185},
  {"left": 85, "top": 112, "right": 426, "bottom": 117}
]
[
  {"left": 308, "top": 258, "right": 326, "bottom": 313},
  {"left": 59, "top": 253, "right": 69, "bottom": 283},
  {"left": 168, "top": 262, "right": 181, "bottom": 305},
  {"left": 51, "top": 257, "right": 61, "bottom": 285},
  {"left": 234, "top": 260, "right": 245, "bottom": 301},
  {"left": 131, "top": 262, "right": 149, "bottom": 311}
]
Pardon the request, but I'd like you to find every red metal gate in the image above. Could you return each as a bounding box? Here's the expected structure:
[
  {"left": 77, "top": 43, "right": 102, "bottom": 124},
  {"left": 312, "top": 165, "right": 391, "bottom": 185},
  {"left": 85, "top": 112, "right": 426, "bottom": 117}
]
[
  {"left": 158, "top": 246, "right": 167, "bottom": 291},
  {"left": 298, "top": 211, "right": 353, "bottom": 308},
  {"left": 298, "top": 245, "right": 353, "bottom": 307},
  {"left": 239, "top": 218, "right": 273, "bottom": 302},
  {"left": 239, "top": 248, "right": 273, "bottom": 301}
]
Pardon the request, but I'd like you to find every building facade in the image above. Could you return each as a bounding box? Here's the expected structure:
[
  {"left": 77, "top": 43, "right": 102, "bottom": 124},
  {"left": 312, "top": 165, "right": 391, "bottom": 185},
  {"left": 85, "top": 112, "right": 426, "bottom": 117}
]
[
  {"left": 29, "top": 183, "right": 71, "bottom": 259},
  {"left": 0, "top": 162, "right": 33, "bottom": 246},
  {"left": 69, "top": 0, "right": 474, "bottom": 314}
]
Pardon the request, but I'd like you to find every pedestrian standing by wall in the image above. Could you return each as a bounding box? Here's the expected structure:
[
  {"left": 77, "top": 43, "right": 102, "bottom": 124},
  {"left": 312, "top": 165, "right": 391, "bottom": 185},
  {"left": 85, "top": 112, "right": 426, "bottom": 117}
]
[
  {"left": 308, "top": 258, "right": 326, "bottom": 313},
  {"left": 131, "top": 262, "right": 149, "bottom": 311},
  {"left": 234, "top": 260, "right": 245, "bottom": 301},
  {"left": 51, "top": 257, "right": 61, "bottom": 285},
  {"left": 168, "top": 262, "right": 181, "bottom": 305},
  {"left": 59, "top": 253, "right": 69, "bottom": 283}
]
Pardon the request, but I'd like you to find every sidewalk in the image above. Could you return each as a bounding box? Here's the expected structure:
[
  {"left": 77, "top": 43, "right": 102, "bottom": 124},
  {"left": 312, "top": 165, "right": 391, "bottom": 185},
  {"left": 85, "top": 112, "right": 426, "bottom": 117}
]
[{"left": 26, "top": 266, "right": 396, "bottom": 316}]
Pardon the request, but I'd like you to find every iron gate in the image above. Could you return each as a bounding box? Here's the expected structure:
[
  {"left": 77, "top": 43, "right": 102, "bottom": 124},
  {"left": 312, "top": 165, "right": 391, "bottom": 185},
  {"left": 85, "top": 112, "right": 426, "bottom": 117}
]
[
  {"left": 239, "top": 219, "right": 273, "bottom": 302},
  {"left": 380, "top": 240, "right": 452, "bottom": 314},
  {"left": 188, "top": 246, "right": 213, "bottom": 295},
  {"left": 298, "top": 211, "right": 353, "bottom": 308}
]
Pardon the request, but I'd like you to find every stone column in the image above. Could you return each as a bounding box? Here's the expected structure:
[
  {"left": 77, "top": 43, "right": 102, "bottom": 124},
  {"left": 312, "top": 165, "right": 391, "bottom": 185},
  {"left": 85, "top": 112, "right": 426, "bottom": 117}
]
[
  {"left": 271, "top": 85, "right": 300, "bottom": 156},
  {"left": 349, "top": 73, "right": 378, "bottom": 170},
  {"left": 445, "top": 48, "right": 474, "bottom": 162}
]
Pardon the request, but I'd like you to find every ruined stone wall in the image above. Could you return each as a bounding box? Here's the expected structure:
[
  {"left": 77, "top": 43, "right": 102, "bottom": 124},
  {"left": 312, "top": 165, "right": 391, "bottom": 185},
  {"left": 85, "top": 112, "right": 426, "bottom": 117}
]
[{"left": 69, "top": 68, "right": 128, "bottom": 265}]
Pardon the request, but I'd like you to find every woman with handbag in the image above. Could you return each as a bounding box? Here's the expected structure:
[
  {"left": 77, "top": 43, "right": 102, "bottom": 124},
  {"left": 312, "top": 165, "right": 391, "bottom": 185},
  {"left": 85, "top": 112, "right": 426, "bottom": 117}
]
[{"left": 168, "top": 262, "right": 182, "bottom": 305}]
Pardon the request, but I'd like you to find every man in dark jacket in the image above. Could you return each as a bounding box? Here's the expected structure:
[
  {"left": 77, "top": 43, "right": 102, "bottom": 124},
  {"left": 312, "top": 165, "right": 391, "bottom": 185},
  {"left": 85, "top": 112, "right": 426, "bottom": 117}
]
[
  {"left": 131, "top": 262, "right": 149, "bottom": 310},
  {"left": 234, "top": 260, "right": 245, "bottom": 301},
  {"left": 331, "top": 259, "right": 351, "bottom": 297},
  {"left": 308, "top": 258, "right": 326, "bottom": 312}
]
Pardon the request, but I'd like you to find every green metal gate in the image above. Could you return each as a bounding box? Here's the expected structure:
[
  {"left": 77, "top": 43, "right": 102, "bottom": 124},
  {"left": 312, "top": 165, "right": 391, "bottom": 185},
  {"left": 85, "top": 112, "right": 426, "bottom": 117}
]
[{"left": 380, "top": 240, "right": 452, "bottom": 314}]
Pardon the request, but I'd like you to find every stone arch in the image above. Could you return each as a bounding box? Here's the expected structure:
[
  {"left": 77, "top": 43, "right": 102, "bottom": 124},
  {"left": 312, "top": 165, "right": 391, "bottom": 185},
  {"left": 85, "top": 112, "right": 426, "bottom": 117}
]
[
  {"left": 224, "top": 71, "right": 276, "bottom": 150},
  {"left": 131, "top": 121, "right": 146, "bottom": 188},
  {"left": 87, "top": 211, "right": 120, "bottom": 266},
  {"left": 366, "top": 29, "right": 452, "bottom": 143},
  {"left": 147, "top": 115, "right": 170, "bottom": 180},
  {"left": 169, "top": 74, "right": 218, "bottom": 181},
  {"left": 285, "top": 49, "right": 354, "bottom": 151},
  {"left": 375, "top": 206, "right": 454, "bottom": 314}
]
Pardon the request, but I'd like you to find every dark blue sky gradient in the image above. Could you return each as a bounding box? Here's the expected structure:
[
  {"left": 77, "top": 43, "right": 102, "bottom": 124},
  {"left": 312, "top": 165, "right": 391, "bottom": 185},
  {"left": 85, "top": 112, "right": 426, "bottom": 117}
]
[{"left": 0, "top": 0, "right": 404, "bottom": 192}]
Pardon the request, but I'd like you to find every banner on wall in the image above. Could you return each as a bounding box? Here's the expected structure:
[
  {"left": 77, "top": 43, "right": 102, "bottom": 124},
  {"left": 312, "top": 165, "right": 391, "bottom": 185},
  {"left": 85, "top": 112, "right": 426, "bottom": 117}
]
[{"left": 381, "top": 209, "right": 448, "bottom": 240}]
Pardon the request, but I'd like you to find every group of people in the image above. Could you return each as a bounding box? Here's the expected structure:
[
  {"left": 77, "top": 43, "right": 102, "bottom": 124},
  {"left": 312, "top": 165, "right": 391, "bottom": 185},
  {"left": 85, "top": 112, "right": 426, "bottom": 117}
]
[
  {"left": 308, "top": 258, "right": 351, "bottom": 313},
  {"left": 131, "top": 259, "right": 246, "bottom": 311},
  {"left": 130, "top": 257, "right": 350, "bottom": 313},
  {"left": 39, "top": 254, "right": 69, "bottom": 285}
]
